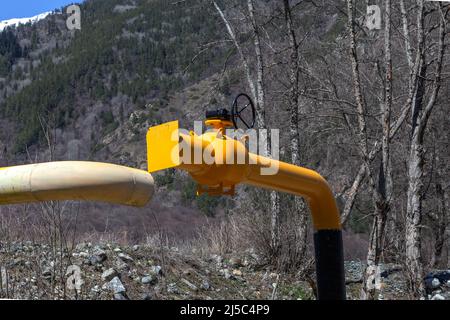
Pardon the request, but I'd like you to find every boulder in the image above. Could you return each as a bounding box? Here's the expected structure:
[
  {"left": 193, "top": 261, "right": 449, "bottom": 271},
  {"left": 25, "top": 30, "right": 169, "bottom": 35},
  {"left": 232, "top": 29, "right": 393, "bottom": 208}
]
[
  {"left": 89, "top": 248, "right": 107, "bottom": 265},
  {"left": 150, "top": 265, "right": 163, "bottom": 276},
  {"left": 101, "top": 268, "right": 118, "bottom": 282},
  {"left": 118, "top": 253, "right": 134, "bottom": 263},
  {"left": 431, "top": 294, "right": 445, "bottom": 300},
  {"left": 141, "top": 275, "right": 157, "bottom": 285},
  {"left": 104, "top": 276, "right": 126, "bottom": 294}
]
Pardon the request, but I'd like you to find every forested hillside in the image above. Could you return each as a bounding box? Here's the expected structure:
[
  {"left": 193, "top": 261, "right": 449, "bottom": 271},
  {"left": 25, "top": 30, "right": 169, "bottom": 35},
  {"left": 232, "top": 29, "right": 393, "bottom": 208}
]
[
  {"left": 0, "top": 0, "right": 448, "bottom": 300},
  {"left": 1, "top": 0, "right": 226, "bottom": 154}
]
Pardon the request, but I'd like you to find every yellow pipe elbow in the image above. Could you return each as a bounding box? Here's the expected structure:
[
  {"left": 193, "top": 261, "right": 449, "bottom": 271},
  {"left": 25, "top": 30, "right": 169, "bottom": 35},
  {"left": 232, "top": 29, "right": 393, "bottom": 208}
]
[
  {"left": 244, "top": 154, "right": 341, "bottom": 231},
  {"left": 146, "top": 121, "right": 341, "bottom": 231}
]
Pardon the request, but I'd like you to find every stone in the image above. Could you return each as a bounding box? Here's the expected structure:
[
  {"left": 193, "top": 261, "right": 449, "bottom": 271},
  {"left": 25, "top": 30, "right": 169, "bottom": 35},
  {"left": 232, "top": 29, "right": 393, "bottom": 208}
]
[
  {"left": 113, "top": 248, "right": 122, "bottom": 253},
  {"left": 76, "top": 243, "right": 87, "bottom": 251},
  {"left": 91, "top": 285, "right": 101, "bottom": 293},
  {"left": 150, "top": 265, "right": 163, "bottom": 276},
  {"left": 424, "top": 271, "right": 450, "bottom": 291},
  {"left": 431, "top": 294, "right": 445, "bottom": 300},
  {"left": 220, "top": 269, "right": 233, "bottom": 280},
  {"left": 167, "top": 283, "right": 179, "bottom": 294},
  {"left": 232, "top": 269, "right": 243, "bottom": 277},
  {"left": 118, "top": 253, "right": 134, "bottom": 263},
  {"left": 201, "top": 279, "right": 211, "bottom": 291},
  {"left": 89, "top": 248, "right": 107, "bottom": 265},
  {"left": 114, "top": 293, "right": 128, "bottom": 300},
  {"left": 431, "top": 278, "right": 441, "bottom": 289},
  {"left": 141, "top": 275, "right": 157, "bottom": 285},
  {"left": 101, "top": 268, "right": 118, "bottom": 282},
  {"left": 105, "top": 276, "right": 126, "bottom": 294},
  {"left": 42, "top": 267, "right": 53, "bottom": 279},
  {"left": 115, "top": 258, "right": 130, "bottom": 271},
  {"left": 211, "top": 254, "right": 223, "bottom": 266},
  {"left": 142, "top": 293, "right": 153, "bottom": 300}
]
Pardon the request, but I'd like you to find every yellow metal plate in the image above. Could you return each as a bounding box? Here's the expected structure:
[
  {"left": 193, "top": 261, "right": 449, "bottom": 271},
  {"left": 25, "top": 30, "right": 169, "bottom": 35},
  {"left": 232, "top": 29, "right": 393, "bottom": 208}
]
[{"left": 146, "top": 121, "right": 181, "bottom": 173}]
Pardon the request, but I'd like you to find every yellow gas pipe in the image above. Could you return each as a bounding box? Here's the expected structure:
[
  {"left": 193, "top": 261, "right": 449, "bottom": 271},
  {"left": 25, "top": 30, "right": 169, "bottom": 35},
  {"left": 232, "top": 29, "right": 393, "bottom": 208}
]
[
  {"left": 147, "top": 120, "right": 346, "bottom": 300},
  {"left": 0, "top": 161, "right": 154, "bottom": 207}
]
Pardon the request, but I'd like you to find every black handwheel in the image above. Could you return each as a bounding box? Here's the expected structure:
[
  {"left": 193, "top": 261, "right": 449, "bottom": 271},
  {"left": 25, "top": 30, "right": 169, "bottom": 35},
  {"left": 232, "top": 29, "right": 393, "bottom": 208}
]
[{"left": 231, "top": 93, "right": 256, "bottom": 130}]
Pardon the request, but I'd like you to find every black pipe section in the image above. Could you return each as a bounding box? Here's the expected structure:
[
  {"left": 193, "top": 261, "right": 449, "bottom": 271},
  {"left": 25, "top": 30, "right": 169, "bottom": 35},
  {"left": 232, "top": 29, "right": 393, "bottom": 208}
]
[{"left": 313, "top": 230, "right": 346, "bottom": 300}]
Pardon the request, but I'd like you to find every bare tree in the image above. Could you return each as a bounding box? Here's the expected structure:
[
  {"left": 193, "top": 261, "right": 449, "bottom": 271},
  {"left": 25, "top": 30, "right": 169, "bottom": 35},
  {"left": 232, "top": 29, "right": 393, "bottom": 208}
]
[
  {"left": 429, "top": 158, "right": 448, "bottom": 268},
  {"left": 341, "top": 0, "right": 447, "bottom": 299},
  {"left": 339, "top": 0, "right": 426, "bottom": 226},
  {"left": 212, "top": 0, "right": 281, "bottom": 255},
  {"left": 345, "top": 0, "right": 391, "bottom": 299},
  {"left": 405, "top": 2, "right": 447, "bottom": 297},
  {"left": 282, "top": 0, "right": 308, "bottom": 261}
]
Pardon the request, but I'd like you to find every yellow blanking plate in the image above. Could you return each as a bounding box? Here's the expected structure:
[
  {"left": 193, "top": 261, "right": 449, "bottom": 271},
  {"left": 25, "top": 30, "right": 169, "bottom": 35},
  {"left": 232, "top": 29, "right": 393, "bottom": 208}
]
[{"left": 146, "top": 120, "right": 181, "bottom": 173}]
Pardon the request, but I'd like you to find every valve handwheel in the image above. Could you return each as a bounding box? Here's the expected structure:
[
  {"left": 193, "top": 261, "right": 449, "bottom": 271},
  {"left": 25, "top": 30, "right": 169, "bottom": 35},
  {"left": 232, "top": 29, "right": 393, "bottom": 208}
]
[{"left": 231, "top": 93, "right": 256, "bottom": 130}]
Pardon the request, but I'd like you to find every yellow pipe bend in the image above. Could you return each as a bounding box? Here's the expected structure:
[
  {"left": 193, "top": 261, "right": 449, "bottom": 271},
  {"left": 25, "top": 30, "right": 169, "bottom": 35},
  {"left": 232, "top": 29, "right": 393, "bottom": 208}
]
[
  {"left": 175, "top": 130, "right": 341, "bottom": 231},
  {"left": 245, "top": 154, "right": 341, "bottom": 231}
]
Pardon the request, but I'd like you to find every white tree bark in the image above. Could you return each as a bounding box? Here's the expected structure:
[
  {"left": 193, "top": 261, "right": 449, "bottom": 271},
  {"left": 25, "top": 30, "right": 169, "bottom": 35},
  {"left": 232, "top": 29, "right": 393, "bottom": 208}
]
[
  {"left": 247, "top": 0, "right": 266, "bottom": 130},
  {"left": 247, "top": 0, "right": 280, "bottom": 254},
  {"left": 430, "top": 177, "right": 447, "bottom": 268},
  {"left": 400, "top": 0, "right": 413, "bottom": 71},
  {"left": 283, "top": 0, "right": 308, "bottom": 259},
  {"left": 341, "top": 0, "right": 428, "bottom": 226},
  {"left": 212, "top": 1, "right": 257, "bottom": 104},
  {"left": 361, "top": 0, "right": 393, "bottom": 300},
  {"left": 405, "top": 2, "right": 446, "bottom": 297},
  {"left": 213, "top": 0, "right": 280, "bottom": 254}
]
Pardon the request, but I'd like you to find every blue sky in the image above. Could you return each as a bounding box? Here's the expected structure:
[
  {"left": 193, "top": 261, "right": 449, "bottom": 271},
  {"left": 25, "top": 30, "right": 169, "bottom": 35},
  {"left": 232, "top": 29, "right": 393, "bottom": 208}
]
[{"left": 0, "top": 1, "right": 84, "bottom": 21}]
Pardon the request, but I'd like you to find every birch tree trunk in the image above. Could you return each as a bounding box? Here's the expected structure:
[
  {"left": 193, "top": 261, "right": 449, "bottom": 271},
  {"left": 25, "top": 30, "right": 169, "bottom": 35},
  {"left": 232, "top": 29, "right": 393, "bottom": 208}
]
[
  {"left": 406, "top": 124, "right": 426, "bottom": 297},
  {"left": 430, "top": 175, "right": 447, "bottom": 268},
  {"left": 361, "top": 0, "right": 393, "bottom": 300},
  {"left": 282, "top": 0, "right": 308, "bottom": 260},
  {"left": 340, "top": 0, "right": 427, "bottom": 226},
  {"left": 405, "top": 2, "right": 446, "bottom": 297},
  {"left": 212, "top": 1, "right": 257, "bottom": 102},
  {"left": 345, "top": 0, "right": 387, "bottom": 299},
  {"left": 213, "top": 0, "right": 280, "bottom": 256},
  {"left": 247, "top": 0, "right": 280, "bottom": 255}
]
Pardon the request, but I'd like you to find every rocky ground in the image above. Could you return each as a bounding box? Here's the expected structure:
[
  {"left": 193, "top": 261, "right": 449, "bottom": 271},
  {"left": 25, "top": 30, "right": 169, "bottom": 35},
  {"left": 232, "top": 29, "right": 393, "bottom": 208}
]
[{"left": 0, "top": 241, "right": 448, "bottom": 300}]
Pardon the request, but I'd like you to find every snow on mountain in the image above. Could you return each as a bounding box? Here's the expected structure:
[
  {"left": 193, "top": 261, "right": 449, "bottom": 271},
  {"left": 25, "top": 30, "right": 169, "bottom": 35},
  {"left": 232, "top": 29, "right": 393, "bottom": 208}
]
[{"left": 0, "top": 12, "right": 52, "bottom": 32}]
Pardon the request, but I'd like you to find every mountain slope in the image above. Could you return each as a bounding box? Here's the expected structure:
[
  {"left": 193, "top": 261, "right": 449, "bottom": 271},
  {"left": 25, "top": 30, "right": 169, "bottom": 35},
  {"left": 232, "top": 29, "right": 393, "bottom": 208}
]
[
  {"left": 1, "top": 0, "right": 228, "bottom": 156},
  {"left": 0, "top": 0, "right": 233, "bottom": 238},
  {"left": 0, "top": 12, "right": 52, "bottom": 32}
]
